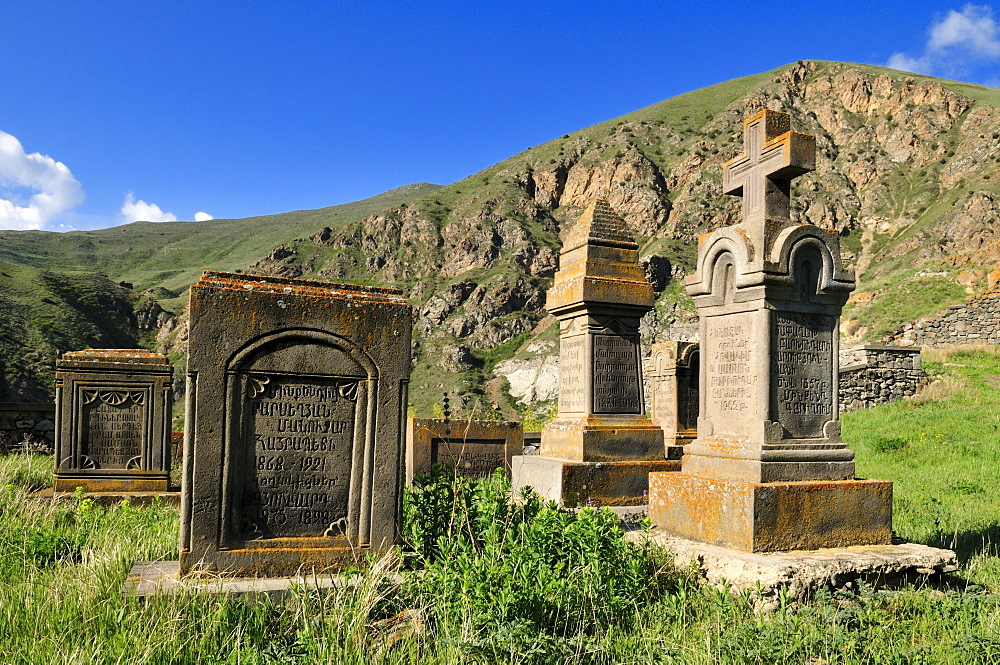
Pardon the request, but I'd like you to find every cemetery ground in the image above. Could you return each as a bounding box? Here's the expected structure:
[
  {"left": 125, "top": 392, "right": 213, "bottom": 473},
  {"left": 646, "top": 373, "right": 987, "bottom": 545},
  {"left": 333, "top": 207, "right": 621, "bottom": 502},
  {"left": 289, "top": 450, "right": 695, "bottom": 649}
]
[{"left": 1, "top": 348, "right": 999, "bottom": 663}]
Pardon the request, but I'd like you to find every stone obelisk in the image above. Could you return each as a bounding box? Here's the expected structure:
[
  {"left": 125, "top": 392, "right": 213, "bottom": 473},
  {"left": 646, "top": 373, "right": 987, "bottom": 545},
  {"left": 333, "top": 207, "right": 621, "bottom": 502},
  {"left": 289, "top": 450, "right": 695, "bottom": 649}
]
[{"left": 511, "top": 200, "right": 678, "bottom": 506}]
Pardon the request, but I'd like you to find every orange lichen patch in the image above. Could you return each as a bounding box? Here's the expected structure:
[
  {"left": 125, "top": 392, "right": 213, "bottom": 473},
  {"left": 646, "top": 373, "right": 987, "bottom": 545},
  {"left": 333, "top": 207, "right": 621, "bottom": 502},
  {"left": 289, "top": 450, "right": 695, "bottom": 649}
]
[
  {"left": 180, "top": 541, "right": 364, "bottom": 578},
  {"left": 61, "top": 349, "right": 169, "bottom": 364},
  {"left": 649, "top": 472, "right": 892, "bottom": 552},
  {"left": 847, "top": 291, "right": 875, "bottom": 305},
  {"left": 52, "top": 473, "right": 172, "bottom": 494},
  {"left": 193, "top": 270, "right": 408, "bottom": 305}
]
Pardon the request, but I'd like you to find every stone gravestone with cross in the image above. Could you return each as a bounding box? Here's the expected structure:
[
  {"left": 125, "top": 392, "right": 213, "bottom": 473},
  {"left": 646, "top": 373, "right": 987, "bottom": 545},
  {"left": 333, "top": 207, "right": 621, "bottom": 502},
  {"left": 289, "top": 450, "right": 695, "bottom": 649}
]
[
  {"left": 53, "top": 350, "right": 173, "bottom": 495},
  {"left": 180, "top": 271, "right": 411, "bottom": 577},
  {"left": 648, "top": 110, "right": 894, "bottom": 551},
  {"left": 511, "top": 200, "right": 678, "bottom": 506}
]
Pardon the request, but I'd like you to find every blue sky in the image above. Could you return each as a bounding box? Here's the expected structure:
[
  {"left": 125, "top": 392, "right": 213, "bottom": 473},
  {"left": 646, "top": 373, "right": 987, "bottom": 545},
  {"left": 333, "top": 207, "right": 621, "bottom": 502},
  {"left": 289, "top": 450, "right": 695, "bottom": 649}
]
[{"left": 1, "top": 1, "right": 998, "bottom": 231}]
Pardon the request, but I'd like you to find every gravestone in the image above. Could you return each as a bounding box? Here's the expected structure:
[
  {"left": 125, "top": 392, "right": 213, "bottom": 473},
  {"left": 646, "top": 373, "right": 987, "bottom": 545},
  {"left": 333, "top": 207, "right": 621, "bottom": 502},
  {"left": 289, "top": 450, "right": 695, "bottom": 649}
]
[
  {"left": 53, "top": 350, "right": 173, "bottom": 494},
  {"left": 511, "top": 200, "right": 677, "bottom": 506},
  {"left": 649, "top": 110, "right": 892, "bottom": 551},
  {"left": 406, "top": 418, "right": 522, "bottom": 481},
  {"left": 180, "top": 271, "right": 411, "bottom": 577},
  {"left": 647, "top": 341, "right": 699, "bottom": 460}
]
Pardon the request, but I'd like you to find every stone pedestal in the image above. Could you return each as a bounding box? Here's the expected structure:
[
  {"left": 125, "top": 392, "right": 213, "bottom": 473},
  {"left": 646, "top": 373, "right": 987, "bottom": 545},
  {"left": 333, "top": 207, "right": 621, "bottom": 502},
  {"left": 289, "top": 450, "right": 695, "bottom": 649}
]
[
  {"left": 53, "top": 350, "right": 173, "bottom": 495},
  {"left": 649, "top": 473, "right": 892, "bottom": 551},
  {"left": 647, "top": 341, "right": 699, "bottom": 460},
  {"left": 649, "top": 110, "right": 896, "bottom": 552},
  {"left": 511, "top": 200, "right": 667, "bottom": 507}
]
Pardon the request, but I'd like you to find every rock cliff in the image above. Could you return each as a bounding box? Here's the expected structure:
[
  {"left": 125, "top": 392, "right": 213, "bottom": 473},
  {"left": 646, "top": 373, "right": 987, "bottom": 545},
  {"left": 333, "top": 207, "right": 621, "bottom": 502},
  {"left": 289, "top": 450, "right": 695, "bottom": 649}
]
[{"left": 246, "top": 61, "right": 1000, "bottom": 415}]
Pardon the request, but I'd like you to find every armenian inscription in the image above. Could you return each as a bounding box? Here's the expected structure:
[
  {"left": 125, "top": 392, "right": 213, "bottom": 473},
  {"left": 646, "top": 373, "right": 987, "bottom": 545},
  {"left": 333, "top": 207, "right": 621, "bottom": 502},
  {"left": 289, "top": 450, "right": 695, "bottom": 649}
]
[
  {"left": 593, "top": 334, "right": 641, "bottom": 414},
  {"left": 705, "top": 313, "right": 757, "bottom": 427},
  {"left": 431, "top": 439, "right": 507, "bottom": 479},
  {"left": 559, "top": 335, "right": 586, "bottom": 412},
  {"left": 771, "top": 312, "right": 834, "bottom": 438},
  {"left": 241, "top": 375, "right": 357, "bottom": 539},
  {"left": 82, "top": 390, "right": 145, "bottom": 468}
]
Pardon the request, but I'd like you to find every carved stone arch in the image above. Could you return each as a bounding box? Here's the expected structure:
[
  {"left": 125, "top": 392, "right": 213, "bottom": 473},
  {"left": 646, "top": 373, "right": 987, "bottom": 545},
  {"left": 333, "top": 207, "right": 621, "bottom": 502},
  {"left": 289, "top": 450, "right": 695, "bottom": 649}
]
[
  {"left": 221, "top": 327, "right": 379, "bottom": 549},
  {"left": 676, "top": 342, "right": 699, "bottom": 370},
  {"left": 227, "top": 328, "right": 379, "bottom": 378},
  {"left": 688, "top": 231, "right": 754, "bottom": 301},
  {"left": 769, "top": 225, "right": 851, "bottom": 287}
]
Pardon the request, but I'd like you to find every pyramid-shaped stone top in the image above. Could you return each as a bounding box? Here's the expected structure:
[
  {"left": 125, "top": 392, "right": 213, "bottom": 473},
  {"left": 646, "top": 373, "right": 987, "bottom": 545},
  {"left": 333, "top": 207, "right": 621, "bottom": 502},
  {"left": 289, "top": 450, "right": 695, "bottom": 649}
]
[{"left": 563, "top": 199, "right": 638, "bottom": 253}]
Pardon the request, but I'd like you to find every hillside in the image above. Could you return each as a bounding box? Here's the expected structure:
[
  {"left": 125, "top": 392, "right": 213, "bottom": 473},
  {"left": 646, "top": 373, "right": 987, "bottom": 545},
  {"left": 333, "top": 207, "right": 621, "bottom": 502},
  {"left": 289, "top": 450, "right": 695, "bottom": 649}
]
[
  {"left": 0, "top": 182, "right": 441, "bottom": 312},
  {"left": 2, "top": 61, "right": 999, "bottom": 418},
  {"left": 246, "top": 61, "right": 1000, "bottom": 416},
  {"left": 0, "top": 260, "right": 150, "bottom": 401}
]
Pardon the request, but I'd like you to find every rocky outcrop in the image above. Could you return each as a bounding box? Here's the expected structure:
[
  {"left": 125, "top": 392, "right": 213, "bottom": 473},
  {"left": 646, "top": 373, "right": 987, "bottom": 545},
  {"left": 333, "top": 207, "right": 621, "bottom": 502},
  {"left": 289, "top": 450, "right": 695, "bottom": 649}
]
[{"left": 238, "top": 61, "right": 1000, "bottom": 414}]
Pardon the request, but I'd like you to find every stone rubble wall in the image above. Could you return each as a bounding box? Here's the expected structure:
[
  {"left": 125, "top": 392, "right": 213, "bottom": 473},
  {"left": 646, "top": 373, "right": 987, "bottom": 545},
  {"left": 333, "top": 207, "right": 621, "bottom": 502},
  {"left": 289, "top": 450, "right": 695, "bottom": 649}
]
[
  {"left": 838, "top": 345, "right": 926, "bottom": 413},
  {"left": 887, "top": 290, "right": 1000, "bottom": 346},
  {"left": 0, "top": 402, "right": 56, "bottom": 452}
]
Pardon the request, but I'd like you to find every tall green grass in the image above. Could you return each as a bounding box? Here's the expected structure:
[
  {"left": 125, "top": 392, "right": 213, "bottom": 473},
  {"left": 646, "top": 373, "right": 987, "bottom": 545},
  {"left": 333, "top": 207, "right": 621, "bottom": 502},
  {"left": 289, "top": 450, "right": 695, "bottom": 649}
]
[{"left": 5, "top": 348, "right": 1000, "bottom": 664}]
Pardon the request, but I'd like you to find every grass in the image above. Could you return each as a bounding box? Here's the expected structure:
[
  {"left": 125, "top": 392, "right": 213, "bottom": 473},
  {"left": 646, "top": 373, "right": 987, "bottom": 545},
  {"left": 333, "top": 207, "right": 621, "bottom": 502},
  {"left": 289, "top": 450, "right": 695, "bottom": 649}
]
[
  {"left": 843, "top": 344, "right": 1000, "bottom": 588},
  {"left": 3, "top": 352, "right": 1000, "bottom": 663}
]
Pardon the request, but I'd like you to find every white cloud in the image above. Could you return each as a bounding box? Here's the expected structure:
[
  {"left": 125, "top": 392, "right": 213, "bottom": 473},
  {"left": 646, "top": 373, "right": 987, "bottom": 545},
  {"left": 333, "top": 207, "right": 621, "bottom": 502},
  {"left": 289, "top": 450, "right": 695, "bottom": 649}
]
[
  {"left": 120, "top": 193, "right": 177, "bottom": 223},
  {"left": 0, "top": 130, "right": 85, "bottom": 230},
  {"left": 193, "top": 211, "right": 214, "bottom": 221},
  {"left": 929, "top": 4, "right": 1000, "bottom": 56},
  {"left": 887, "top": 52, "right": 932, "bottom": 75},
  {"left": 888, "top": 4, "right": 1000, "bottom": 77}
]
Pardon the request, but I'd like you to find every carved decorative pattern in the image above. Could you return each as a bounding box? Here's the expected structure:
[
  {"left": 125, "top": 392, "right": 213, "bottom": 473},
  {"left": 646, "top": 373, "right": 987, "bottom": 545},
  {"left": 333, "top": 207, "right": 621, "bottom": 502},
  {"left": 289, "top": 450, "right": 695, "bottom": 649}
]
[
  {"left": 83, "top": 390, "right": 145, "bottom": 406},
  {"left": 248, "top": 375, "right": 271, "bottom": 398},
  {"left": 338, "top": 381, "right": 359, "bottom": 402},
  {"left": 126, "top": 456, "right": 142, "bottom": 469},
  {"left": 323, "top": 517, "right": 348, "bottom": 538}
]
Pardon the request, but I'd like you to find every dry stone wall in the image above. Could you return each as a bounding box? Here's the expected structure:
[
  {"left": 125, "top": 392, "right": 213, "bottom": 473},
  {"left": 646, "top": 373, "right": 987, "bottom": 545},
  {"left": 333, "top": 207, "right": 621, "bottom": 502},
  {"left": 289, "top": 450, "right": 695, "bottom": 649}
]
[
  {"left": 887, "top": 291, "right": 1000, "bottom": 346},
  {"left": 838, "top": 345, "right": 926, "bottom": 413},
  {"left": 0, "top": 402, "right": 55, "bottom": 452}
]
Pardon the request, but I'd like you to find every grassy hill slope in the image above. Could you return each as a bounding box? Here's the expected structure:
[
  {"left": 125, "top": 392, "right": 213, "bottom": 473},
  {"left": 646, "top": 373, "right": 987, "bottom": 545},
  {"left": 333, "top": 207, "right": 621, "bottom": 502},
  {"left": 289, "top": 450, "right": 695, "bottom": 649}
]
[{"left": 0, "top": 182, "right": 441, "bottom": 308}]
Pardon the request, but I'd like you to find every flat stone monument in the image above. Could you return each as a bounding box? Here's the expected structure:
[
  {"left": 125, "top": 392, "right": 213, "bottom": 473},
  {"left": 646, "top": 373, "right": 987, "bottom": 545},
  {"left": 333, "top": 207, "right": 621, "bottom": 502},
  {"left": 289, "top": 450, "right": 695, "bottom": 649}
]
[
  {"left": 511, "top": 200, "right": 677, "bottom": 506},
  {"left": 406, "top": 417, "right": 522, "bottom": 481},
  {"left": 53, "top": 350, "right": 173, "bottom": 495},
  {"left": 648, "top": 110, "right": 920, "bottom": 552},
  {"left": 647, "top": 341, "right": 699, "bottom": 460},
  {"left": 180, "top": 271, "right": 411, "bottom": 577}
]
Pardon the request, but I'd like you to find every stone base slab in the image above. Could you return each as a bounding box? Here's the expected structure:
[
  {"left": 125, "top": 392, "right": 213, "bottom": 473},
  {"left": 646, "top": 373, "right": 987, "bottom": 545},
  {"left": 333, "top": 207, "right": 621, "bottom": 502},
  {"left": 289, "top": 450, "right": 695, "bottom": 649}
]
[
  {"left": 648, "top": 472, "right": 892, "bottom": 551},
  {"left": 53, "top": 473, "right": 171, "bottom": 494},
  {"left": 179, "top": 540, "right": 372, "bottom": 578},
  {"left": 123, "top": 560, "right": 401, "bottom": 599},
  {"left": 34, "top": 487, "right": 181, "bottom": 507},
  {"left": 626, "top": 531, "right": 957, "bottom": 611},
  {"left": 512, "top": 455, "right": 680, "bottom": 507},
  {"left": 540, "top": 415, "right": 665, "bottom": 462}
]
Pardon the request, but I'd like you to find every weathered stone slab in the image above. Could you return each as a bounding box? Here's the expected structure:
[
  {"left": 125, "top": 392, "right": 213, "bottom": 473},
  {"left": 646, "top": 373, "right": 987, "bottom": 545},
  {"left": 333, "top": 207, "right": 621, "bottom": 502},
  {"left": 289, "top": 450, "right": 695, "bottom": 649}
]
[
  {"left": 648, "top": 471, "right": 892, "bottom": 551},
  {"left": 647, "top": 341, "right": 699, "bottom": 459},
  {"left": 124, "top": 560, "right": 402, "bottom": 599},
  {"left": 626, "top": 531, "right": 957, "bottom": 611},
  {"left": 406, "top": 418, "right": 522, "bottom": 481},
  {"left": 53, "top": 350, "right": 173, "bottom": 494},
  {"left": 181, "top": 271, "right": 410, "bottom": 577}
]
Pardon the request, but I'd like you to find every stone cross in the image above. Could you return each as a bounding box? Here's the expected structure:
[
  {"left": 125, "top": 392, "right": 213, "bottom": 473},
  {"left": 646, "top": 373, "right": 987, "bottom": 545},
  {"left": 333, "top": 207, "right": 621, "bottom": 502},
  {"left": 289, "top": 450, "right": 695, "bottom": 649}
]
[{"left": 723, "top": 109, "right": 816, "bottom": 228}]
